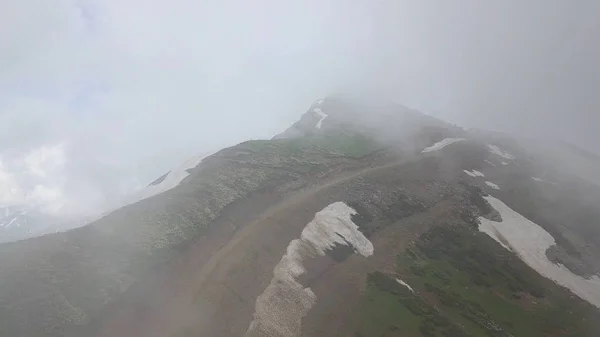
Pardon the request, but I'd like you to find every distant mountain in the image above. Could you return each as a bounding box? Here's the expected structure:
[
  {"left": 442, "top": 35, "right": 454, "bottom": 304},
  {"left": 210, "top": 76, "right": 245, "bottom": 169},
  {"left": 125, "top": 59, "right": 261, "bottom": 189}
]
[
  {"left": 0, "top": 154, "right": 213, "bottom": 244},
  {"left": 0, "top": 205, "right": 84, "bottom": 243},
  {"left": 1, "top": 96, "right": 600, "bottom": 337}
]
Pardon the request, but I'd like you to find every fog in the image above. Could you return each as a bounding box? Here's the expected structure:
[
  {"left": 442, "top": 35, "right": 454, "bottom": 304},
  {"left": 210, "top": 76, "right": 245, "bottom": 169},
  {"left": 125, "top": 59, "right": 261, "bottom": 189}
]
[{"left": 1, "top": 0, "right": 598, "bottom": 217}]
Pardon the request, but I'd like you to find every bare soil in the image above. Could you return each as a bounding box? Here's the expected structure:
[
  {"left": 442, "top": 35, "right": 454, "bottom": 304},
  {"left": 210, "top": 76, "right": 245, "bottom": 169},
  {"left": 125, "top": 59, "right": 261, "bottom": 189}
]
[{"left": 92, "top": 158, "right": 423, "bottom": 337}]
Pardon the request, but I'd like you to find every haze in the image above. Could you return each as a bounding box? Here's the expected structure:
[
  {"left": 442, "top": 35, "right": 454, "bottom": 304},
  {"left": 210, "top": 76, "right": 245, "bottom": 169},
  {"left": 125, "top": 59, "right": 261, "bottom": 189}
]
[{"left": 1, "top": 0, "right": 598, "bottom": 218}]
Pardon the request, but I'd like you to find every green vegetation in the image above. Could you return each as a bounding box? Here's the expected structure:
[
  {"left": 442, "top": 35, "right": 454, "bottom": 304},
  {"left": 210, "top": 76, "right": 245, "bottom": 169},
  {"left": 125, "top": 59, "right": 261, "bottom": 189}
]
[
  {"left": 308, "top": 132, "right": 381, "bottom": 157},
  {"left": 233, "top": 132, "right": 380, "bottom": 176},
  {"left": 356, "top": 271, "right": 472, "bottom": 337},
  {"left": 355, "top": 224, "right": 600, "bottom": 337},
  {"left": 242, "top": 132, "right": 380, "bottom": 158}
]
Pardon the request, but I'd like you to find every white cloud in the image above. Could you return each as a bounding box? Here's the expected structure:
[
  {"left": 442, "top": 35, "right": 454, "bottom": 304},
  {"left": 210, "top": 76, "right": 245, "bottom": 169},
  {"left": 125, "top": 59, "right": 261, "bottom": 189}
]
[
  {"left": 24, "top": 143, "right": 67, "bottom": 178},
  {"left": 0, "top": 143, "right": 71, "bottom": 215},
  {"left": 31, "top": 184, "right": 65, "bottom": 214},
  {"left": 1, "top": 0, "right": 599, "bottom": 220},
  {"left": 0, "top": 0, "right": 386, "bottom": 217},
  {"left": 0, "top": 160, "right": 23, "bottom": 205}
]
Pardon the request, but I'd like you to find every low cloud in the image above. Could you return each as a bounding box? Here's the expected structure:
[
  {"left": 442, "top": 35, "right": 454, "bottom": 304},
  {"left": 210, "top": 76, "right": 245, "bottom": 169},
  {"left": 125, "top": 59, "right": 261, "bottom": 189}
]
[
  {"left": 0, "top": 143, "right": 72, "bottom": 214},
  {"left": 1, "top": 0, "right": 599, "bottom": 218}
]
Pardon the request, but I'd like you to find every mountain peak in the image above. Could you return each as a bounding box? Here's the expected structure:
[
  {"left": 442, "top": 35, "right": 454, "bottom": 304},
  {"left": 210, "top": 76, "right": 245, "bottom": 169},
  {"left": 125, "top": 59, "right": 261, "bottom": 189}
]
[{"left": 274, "top": 96, "right": 465, "bottom": 153}]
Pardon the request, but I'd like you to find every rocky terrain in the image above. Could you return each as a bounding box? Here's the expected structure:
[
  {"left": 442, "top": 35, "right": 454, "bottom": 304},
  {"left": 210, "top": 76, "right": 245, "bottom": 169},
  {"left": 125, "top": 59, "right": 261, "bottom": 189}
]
[{"left": 0, "top": 96, "right": 599, "bottom": 336}]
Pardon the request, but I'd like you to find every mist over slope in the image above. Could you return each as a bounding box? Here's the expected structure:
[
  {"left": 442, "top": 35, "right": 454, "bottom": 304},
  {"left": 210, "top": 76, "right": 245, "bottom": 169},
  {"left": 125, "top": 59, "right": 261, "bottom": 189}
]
[{"left": 0, "top": 97, "right": 599, "bottom": 337}]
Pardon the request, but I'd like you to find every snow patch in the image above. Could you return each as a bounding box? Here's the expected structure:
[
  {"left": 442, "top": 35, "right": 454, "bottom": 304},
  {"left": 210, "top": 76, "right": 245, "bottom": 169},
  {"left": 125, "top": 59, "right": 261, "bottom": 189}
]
[
  {"left": 123, "top": 155, "right": 207, "bottom": 207},
  {"left": 501, "top": 161, "right": 508, "bottom": 165},
  {"left": 245, "top": 202, "right": 373, "bottom": 337},
  {"left": 485, "top": 181, "right": 500, "bottom": 190},
  {"left": 463, "top": 170, "right": 485, "bottom": 178},
  {"left": 478, "top": 196, "right": 600, "bottom": 308},
  {"left": 395, "top": 278, "right": 415, "bottom": 293},
  {"left": 531, "top": 177, "right": 557, "bottom": 186},
  {"left": 421, "top": 138, "right": 466, "bottom": 153},
  {"left": 484, "top": 160, "right": 496, "bottom": 167},
  {"left": 313, "top": 108, "right": 328, "bottom": 129},
  {"left": 478, "top": 222, "right": 512, "bottom": 251},
  {"left": 487, "top": 144, "right": 515, "bottom": 160}
]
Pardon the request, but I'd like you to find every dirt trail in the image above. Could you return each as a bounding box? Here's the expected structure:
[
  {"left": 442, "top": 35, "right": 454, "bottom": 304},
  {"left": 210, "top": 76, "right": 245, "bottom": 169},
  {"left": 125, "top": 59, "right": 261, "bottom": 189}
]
[
  {"left": 95, "top": 157, "right": 412, "bottom": 337},
  {"left": 190, "top": 158, "right": 408, "bottom": 297}
]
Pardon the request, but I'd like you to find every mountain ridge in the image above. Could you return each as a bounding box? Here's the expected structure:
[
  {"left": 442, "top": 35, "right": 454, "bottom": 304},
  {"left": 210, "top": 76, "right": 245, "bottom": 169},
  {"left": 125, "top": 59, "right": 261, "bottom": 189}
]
[{"left": 0, "top": 97, "right": 599, "bottom": 336}]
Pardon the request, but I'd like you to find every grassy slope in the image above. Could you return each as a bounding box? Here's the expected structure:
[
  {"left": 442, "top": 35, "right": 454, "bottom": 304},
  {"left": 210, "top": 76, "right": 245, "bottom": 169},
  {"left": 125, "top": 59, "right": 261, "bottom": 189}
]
[
  {"left": 354, "top": 224, "right": 600, "bottom": 337},
  {"left": 0, "top": 131, "right": 384, "bottom": 337},
  {"left": 248, "top": 132, "right": 381, "bottom": 158}
]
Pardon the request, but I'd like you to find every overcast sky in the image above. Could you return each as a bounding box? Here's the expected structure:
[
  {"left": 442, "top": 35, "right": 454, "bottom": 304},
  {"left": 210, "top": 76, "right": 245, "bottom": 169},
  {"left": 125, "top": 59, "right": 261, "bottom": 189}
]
[{"left": 1, "top": 0, "right": 599, "bottom": 217}]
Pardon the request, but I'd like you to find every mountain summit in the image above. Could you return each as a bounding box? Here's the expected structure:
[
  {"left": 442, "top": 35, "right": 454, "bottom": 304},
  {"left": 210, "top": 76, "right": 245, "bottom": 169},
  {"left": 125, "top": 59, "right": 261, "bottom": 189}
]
[
  {"left": 275, "top": 96, "right": 461, "bottom": 142},
  {"left": 1, "top": 97, "right": 600, "bottom": 337}
]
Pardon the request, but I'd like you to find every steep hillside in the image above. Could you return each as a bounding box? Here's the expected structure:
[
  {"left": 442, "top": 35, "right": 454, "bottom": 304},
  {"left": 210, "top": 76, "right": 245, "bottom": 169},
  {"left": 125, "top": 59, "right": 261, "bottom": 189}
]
[{"left": 0, "top": 97, "right": 599, "bottom": 337}]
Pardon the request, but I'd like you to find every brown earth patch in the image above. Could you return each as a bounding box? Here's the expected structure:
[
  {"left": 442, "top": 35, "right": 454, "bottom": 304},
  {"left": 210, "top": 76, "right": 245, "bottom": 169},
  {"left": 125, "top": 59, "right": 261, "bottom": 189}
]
[{"left": 92, "top": 157, "right": 424, "bottom": 337}]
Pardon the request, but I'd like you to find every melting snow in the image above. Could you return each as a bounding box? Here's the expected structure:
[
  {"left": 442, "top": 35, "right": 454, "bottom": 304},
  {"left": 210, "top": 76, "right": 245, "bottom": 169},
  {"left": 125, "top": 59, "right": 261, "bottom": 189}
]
[
  {"left": 395, "top": 278, "right": 415, "bottom": 293},
  {"left": 421, "top": 138, "right": 466, "bottom": 153},
  {"left": 487, "top": 144, "right": 515, "bottom": 160},
  {"left": 314, "top": 108, "right": 328, "bottom": 129},
  {"left": 123, "top": 155, "right": 207, "bottom": 207},
  {"left": 478, "top": 196, "right": 600, "bottom": 308},
  {"left": 463, "top": 170, "right": 485, "bottom": 177},
  {"left": 485, "top": 181, "right": 500, "bottom": 190},
  {"left": 478, "top": 222, "right": 512, "bottom": 251},
  {"left": 245, "top": 202, "right": 373, "bottom": 337}
]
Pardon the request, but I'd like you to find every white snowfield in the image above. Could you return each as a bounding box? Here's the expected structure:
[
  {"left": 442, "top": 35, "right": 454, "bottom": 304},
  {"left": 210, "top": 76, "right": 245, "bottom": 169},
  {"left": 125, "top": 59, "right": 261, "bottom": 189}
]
[
  {"left": 395, "top": 278, "right": 415, "bottom": 293},
  {"left": 313, "top": 108, "right": 328, "bottom": 129},
  {"left": 245, "top": 202, "right": 373, "bottom": 337},
  {"left": 487, "top": 144, "right": 515, "bottom": 160},
  {"left": 478, "top": 196, "right": 600, "bottom": 308},
  {"left": 485, "top": 181, "right": 500, "bottom": 190},
  {"left": 463, "top": 169, "right": 485, "bottom": 177},
  {"left": 122, "top": 155, "right": 207, "bottom": 207},
  {"left": 421, "top": 138, "right": 466, "bottom": 153}
]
